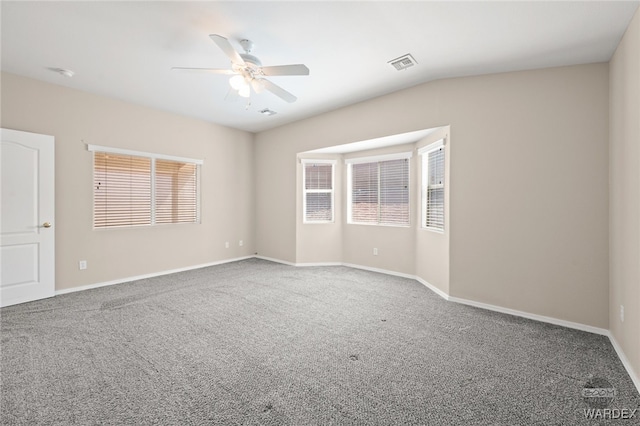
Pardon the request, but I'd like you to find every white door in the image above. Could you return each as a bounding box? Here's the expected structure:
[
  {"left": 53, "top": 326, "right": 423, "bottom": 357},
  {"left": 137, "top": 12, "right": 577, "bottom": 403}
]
[{"left": 1, "top": 128, "right": 55, "bottom": 307}]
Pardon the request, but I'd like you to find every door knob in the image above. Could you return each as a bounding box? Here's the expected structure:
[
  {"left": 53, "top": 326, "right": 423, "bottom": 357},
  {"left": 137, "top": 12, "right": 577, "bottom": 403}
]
[{"left": 42, "top": 222, "right": 52, "bottom": 228}]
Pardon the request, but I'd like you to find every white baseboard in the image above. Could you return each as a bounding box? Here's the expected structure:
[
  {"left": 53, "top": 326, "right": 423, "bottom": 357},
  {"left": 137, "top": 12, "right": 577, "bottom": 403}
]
[
  {"left": 447, "top": 295, "right": 609, "bottom": 336},
  {"left": 607, "top": 332, "right": 640, "bottom": 394},
  {"left": 414, "top": 276, "right": 450, "bottom": 301},
  {"left": 341, "top": 262, "right": 416, "bottom": 280},
  {"left": 253, "top": 255, "right": 298, "bottom": 266},
  {"left": 295, "top": 261, "right": 343, "bottom": 267},
  {"left": 55, "top": 256, "right": 254, "bottom": 296},
  {"left": 256, "top": 256, "right": 418, "bottom": 281},
  {"left": 255, "top": 256, "right": 342, "bottom": 268}
]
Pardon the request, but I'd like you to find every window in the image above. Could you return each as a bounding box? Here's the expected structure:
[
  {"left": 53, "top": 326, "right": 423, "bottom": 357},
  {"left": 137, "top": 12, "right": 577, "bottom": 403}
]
[
  {"left": 420, "top": 140, "right": 445, "bottom": 231},
  {"left": 302, "top": 159, "right": 335, "bottom": 223},
  {"left": 89, "top": 145, "right": 202, "bottom": 228},
  {"left": 347, "top": 152, "right": 411, "bottom": 226}
]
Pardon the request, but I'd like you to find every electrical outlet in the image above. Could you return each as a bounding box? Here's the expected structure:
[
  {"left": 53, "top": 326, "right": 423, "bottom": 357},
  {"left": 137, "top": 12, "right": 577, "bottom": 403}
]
[
  {"left": 79, "top": 260, "right": 87, "bottom": 270},
  {"left": 239, "top": 240, "right": 243, "bottom": 247},
  {"left": 225, "top": 241, "right": 229, "bottom": 249},
  {"left": 620, "top": 305, "right": 624, "bottom": 323},
  {"left": 373, "top": 248, "right": 378, "bottom": 256}
]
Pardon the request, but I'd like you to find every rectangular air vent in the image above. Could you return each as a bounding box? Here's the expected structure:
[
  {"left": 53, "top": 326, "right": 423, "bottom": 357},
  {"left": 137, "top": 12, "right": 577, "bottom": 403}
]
[
  {"left": 260, "top": 109, "right": 277, "bottom": 116},
  {"left": 388, "top": 54, "right": 417, "bottom": 71}
]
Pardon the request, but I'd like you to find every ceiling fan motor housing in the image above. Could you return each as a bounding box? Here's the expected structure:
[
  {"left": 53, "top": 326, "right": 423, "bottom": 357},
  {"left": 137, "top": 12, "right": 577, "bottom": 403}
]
[
  {"left": 239, "top": 39, "right": 254, "bottom": 53},
  {"left": 240, "top": 53, "right": 262, "bottom": 68}
]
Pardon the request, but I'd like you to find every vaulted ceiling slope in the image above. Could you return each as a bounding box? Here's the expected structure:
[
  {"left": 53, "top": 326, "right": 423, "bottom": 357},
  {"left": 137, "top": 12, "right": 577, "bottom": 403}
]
[{"left": 2, "top": 1, "right": 638, "bottom": 132}]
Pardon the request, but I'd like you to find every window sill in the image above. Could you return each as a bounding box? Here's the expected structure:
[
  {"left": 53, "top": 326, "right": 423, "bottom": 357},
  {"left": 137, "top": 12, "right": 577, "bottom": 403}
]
[
  {"left": 347, "top": 222, "right": 411, "bottom": 228},
  {"left": 420, "top": 226, "right": 445, "bottom": 234},
  {"left": 93, "top": 221, "right": 201, "bottom": 230}
]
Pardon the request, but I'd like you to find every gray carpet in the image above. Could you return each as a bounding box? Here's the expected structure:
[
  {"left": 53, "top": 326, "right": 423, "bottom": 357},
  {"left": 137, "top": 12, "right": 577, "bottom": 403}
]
[{"left": 1, "top": 258, "right": 639, "bottom": 425}]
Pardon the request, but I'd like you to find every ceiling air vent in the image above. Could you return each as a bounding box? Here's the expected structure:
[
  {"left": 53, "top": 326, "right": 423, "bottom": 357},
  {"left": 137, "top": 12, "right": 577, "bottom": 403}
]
[
  {"left": 388, "top": 54, "right": 417, "bottom": 71},
  {"left": 260, "top": 108, "right": 277, "bottom": 116}
]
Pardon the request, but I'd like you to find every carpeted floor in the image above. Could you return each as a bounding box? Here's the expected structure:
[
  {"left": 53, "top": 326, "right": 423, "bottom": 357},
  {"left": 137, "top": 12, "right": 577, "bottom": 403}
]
[{"left": 1, "top": 258, "right": 639, "bottom": 425}]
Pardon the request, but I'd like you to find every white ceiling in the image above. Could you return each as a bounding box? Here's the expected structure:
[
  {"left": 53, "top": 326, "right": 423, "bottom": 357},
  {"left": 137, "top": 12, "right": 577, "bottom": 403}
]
[{"left": 2, "top": 1, "right": 638, "bottom": 133}]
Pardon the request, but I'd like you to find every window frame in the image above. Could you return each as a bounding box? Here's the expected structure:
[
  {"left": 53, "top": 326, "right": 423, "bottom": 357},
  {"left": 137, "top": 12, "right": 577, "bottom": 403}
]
[
  {"left": 346, "top": 151, "right": 412, "bottom": 227},
  {"left": 88, "top": 144, "right": 203, "bottom": 229},
  {"left": 419, "top": 140, "right": 445, "bottom": 233},
  {"left": 301, "top": 159, "right": 336, "bottom": 224}
]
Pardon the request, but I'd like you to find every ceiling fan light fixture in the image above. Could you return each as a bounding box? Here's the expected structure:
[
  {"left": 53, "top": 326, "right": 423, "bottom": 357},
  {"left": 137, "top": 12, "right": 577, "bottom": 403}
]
[
  {"left": 238, "top": 85, "right": 251, "bottom": 98},
  {"left": 229, "top": 75, "right": 245, "bottom": 90}
]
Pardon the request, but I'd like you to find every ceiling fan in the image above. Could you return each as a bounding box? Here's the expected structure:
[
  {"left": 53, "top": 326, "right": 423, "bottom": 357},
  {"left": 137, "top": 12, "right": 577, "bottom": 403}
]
[{"left": 173, "top": 34, "right": 309, "bottom": 103}]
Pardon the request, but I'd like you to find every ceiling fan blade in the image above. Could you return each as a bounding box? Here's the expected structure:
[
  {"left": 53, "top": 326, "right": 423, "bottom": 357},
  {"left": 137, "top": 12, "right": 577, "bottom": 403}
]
[
  {"left": 209, "top": 34, "right": 246, "bottom": 66},
  {"left": 260, "top": 64, "right": 310, "bottom": 76},
  {"left": 262, "top": 79, "right": 297, "bottom": 103},
  {"left": 251, "top": 79, "right": 265, "bottom": 94},
  {"left": 171, "top": 67, "right": 236, "bottom": 75}
]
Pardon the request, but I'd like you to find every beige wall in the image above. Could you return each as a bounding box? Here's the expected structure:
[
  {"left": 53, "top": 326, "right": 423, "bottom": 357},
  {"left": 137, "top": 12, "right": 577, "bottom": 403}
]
[
  {"left": 610, "top": 9, "right": 640, "bottom": 385},
  {"left": 1, "top": 72, "right": 255, "bottom": 290},
  {"left": 256, "top": 63, "right": 610, "bottom": 329},
  {"left": 445, "top": 66, "right": 610, "bottom": 329}
]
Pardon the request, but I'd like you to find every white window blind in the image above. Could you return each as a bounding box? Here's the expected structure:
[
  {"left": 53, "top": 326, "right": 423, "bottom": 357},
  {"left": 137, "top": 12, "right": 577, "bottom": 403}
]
[
  {"left": 89, "top": 145, "right": 202, "bottom": 228},
  {"left": 420, "top": 142, "right": 445, "bottom": 230},
  {"left": 302, "top": 160, "right": 334, "bottom": 222},
  {"left": 94, "top": 152, "right": 152, "bottom": 228},
  {"left": 348, "top": 153, "right": 410, "bottom": 226}
]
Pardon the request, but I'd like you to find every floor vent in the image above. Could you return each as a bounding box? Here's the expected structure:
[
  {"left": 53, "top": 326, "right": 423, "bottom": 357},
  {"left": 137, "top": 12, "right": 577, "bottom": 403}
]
[{"left": 388, "top": 54, "right": 417, "bottom": 71}]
